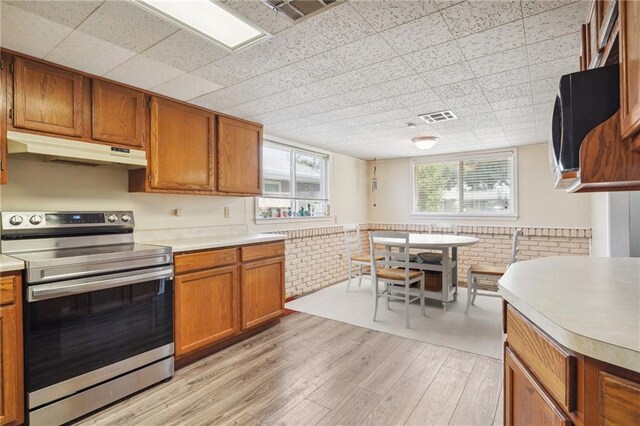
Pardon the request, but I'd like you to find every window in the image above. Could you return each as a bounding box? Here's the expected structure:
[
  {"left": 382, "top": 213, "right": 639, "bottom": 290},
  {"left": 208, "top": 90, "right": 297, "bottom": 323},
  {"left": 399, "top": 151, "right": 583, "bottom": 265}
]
[
  {"left": 257, "top": 142, "right": 330, "bottom": 219},
  {"left": 412, "top": 151, "right": 516, "bottom": 217}
]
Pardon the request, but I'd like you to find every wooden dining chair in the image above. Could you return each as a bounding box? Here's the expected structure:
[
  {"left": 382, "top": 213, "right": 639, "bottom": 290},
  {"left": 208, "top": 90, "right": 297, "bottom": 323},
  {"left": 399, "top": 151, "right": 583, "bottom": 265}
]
[
  {"left": 344, "top": 224, "right": 382, "bottom": 291},
  {"left": 465, "top": 228, "right": 523, "bottom": 314},
  {"left": 370, "top": 231, "right": 425, "bottom": 328}
]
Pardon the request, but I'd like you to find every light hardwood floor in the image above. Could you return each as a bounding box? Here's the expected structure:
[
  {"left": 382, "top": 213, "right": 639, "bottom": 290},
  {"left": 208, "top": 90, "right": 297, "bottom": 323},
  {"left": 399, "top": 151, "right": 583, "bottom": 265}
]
[{"left": 77, "top": 313, "right": 503, "bottom": 426}]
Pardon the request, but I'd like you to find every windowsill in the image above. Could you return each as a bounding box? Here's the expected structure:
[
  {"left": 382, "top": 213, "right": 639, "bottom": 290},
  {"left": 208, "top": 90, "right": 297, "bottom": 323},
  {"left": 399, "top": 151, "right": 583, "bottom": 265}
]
[
  {"left": 255, "top": 216, "right": 335, "bottom": 225},
  {"left": 410, "top": 213, "right": 519, "bottom": 221}
]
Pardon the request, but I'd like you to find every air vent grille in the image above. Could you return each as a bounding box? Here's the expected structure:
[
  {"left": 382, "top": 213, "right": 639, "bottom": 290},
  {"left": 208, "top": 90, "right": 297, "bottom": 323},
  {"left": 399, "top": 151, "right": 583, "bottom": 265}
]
[
  {"left": 418, "top": 110, "right": 458, "bottom": 123},
  {"left": 261, "top": 0, "right": 340, "bottom": 22}
]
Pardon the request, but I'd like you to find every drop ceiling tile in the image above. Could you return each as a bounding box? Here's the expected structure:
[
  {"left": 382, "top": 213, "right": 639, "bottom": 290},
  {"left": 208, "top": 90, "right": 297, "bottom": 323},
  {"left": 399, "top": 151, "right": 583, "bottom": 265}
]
[
  {"left": 460, "top": 111, "right": 499, "bottom": 126},
  {"left": 288, "top": 53, "right": 351, "bottom": 82},
  {"left": 452, "top": 101, "right": 493, "bottom": 117},
  {"left": 305, "top": 3, "right": 376, "bottom": 49},
  {"left": 532, "top": 90, "right": 557, "bottom": 105},
  {"left": 531, "top": 76, "right": 559, "bottom": 94},
  {"left": 500, "top": 119, "right": 536, "bottom": 132},
  {"left": 395, "top": 88, "right": 441, "bottom": 107},
  {"left": 191, "top": 59, "right": 250, "bottom": 87},
  {"left": 496, "top": 105, "right": 534, "bottom": 118},
  {"left": 473, "top": 126, "right": 506, "bottom": 138},
  {"left": 403, "top": 41, "right": 466, "bottom": 73},
  {"left": 529, "top": 56, "right": 579, "bottom": 81},
  {"left": 435, "top": 0, "right": 466, "bottom": 11},
  {"left": 379, "top": 12, "right": 453, "bottom": 55},
  {"left": 45, "top": 31, "right": 135, "bottom": 76},
  {"left": 484, "top": 82, "right": 531, "bottom": 102},
  {"left": 422, "top": 61, "right": 475, "bottom": 87},
  {"left": 477, "top": 67, "right": 530, "bottom": 90},
  {"left": 527, "top": 32, "right": 581, "bottom": 65},
  {"left": 105, "top": 55, "right": 183, "bottom": 90},
  {"left": 338, "top": 85, "right": 390, "bottom": 106},
  {"left": 142, "top": 30, "right": 228, "bottom": 73},
  {"left": 491, "top": 95, "right": 533, "bottom": 112},
  {"left": 432, "top": 79, "right": 482, "bottom": 99},
  {"left": 0, "top": 3, "right": 73, "bottom": 58},
  {"left": 534, "top": 102, "right": 555, "bottom": 121},
  {"left": 445, "top": 92, "right": 488, "bottom": 109},
  {"left": 350, "top": 0, "right": 439, "bottom": 32},
  {"left": 441, "top": 0, "right": 522, "bottom": 37},
  {"left": 468, "top": 47, "right": 528, "bottom": 76},
  {"left": 222, "top": 0, "right": 293, "bottom": 34},
  {"left": 380, "top": 75, "right": 431, "bottom": 98},
  {"left": 457, "top": 21, "right": 526, "bottom": 60},
  {"left": 331, "top": 34, "right": 398, "bottom": 70},
  {"left": 521, "top": 0, "right": 577, "bottom": 18},
  {"left": 321, "top": 69, "right": 372, "bottom": 96},
  {"left": 406, "top": 100, "right": 450, "bottom": 115},
  {"left": 359, "top": 57, "right": 420, "bottom": 84},
  {"left": 152, "top": 73, "right": 223, "bottom": 101},
  {"left": 77, "top": 1, "right": 178, "bottom": 52},
  {"left": 6, "top": 0, "right": 103, "bottom": 28},
  {"left": 524, "top": 1, "right": 590, "bottom": 44}
]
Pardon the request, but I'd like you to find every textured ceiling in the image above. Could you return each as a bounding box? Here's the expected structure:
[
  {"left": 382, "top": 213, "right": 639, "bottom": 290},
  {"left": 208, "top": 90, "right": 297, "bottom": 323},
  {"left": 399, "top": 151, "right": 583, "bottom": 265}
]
[{"left": 0, "top": 0, "right": 588, "bottom": 159}]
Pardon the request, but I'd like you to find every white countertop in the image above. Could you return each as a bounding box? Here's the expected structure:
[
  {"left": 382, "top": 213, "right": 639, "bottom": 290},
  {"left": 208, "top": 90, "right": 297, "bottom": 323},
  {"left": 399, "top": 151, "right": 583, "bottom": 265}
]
[
  {"left": 499, "top": 256, "right": 640, "bottom": 373},
  {"left": 0, "top": 254, "right": 25, "bottom": 273},
  {"left": 145, "top": 233, "right": 287, "bottom": 253}
]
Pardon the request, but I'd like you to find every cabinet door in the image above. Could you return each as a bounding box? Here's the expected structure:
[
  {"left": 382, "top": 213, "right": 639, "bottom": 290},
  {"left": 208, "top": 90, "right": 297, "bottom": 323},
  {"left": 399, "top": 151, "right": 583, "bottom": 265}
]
[
  {"left": 13, "top": 57, "right": 83, "bottom": 137},
  {"left": 217, "top": 116, "right": 262, "bottom": 195},
  {"left": 241, "top": 257, "right": 284, "bottom": 330},
  {"left": 600, "top": 372, "right": 640, "bottom": 425},
  {"left": 175, "top": 266, "right": 238, "bottom": 357},
  {"left": 0, "top": 304, "right": 22, "bottom": 426},
  {"left": 1, "top": 53, "right": 7, "bottom": 185},
  {"left": 504, "top": 347, "right": 571, "bottom": 426},
  {"left": 150, "top": 97, "right": 215, "bottom": 191},
  {"left": 620, "top": 0, "right": 640, "bottom": 139},
  {"left": 92, "top": 80, "right": 145, "bottom": 147}
]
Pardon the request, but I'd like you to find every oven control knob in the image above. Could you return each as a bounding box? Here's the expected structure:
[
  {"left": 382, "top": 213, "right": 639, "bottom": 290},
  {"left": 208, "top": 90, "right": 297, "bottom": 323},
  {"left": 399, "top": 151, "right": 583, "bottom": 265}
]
[
  {"left": 120, "top": 214, "right": 131, "bottom": 223},
  {"left": 9, "top": 215, "right": 23, "bottom": 226},
  {"left": 107, "top": 214, "right": 118, "bottom": 223},
  {"left": 29, "top": 215, "right": 43, "bottom": 225}
]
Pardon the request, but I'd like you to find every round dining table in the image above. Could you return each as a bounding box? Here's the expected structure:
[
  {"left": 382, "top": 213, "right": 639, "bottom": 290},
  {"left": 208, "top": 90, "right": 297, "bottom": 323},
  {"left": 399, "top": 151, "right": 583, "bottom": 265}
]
[{"left": 375, "top": 234, "right": 480, "bottom": 309}]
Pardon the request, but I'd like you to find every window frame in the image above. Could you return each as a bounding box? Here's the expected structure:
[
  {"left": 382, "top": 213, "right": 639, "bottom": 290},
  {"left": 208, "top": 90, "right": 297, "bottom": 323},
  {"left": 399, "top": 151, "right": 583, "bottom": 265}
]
[
  {"left": 410, "top": 148, "right": 518, "bottom": 220},
  {"left": 256, "top": 140, "right": 331, "bottom": 221}
]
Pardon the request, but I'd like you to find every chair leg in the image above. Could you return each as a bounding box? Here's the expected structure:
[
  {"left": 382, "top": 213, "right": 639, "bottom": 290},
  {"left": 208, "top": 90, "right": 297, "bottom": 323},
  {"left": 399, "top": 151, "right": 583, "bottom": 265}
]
[
  {"left": 358, "top": 264, "right": 363, "bottom": 287},
  {"left": 373, "top": 278, "right": 379, "bottom": 321},
  {"left": 465, "top": 271, "right": 473, "bottom": 314},
  {"left": 420, "top": 276, "right": 426, "bottom": 317},
  {"left": 386, "top": 283, "right": 390, "bottom": 310},
  {"left": 346, "top": 259, "right": 352, "bottom": 291},
  {"left": 471, "top": 278, "right": 478, "bottom": 305},
  {"left": 405, "top": 280, "right": 410, "bottom": 329}
]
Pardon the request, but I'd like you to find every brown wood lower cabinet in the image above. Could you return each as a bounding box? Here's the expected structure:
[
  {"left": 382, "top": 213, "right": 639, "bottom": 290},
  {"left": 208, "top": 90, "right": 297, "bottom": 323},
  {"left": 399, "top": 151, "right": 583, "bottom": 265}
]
[
  {"left": 504, "top": 302, "right": 640, "bottom": 426},
  {"left": 174, "top": 241, "right": 285, "bottom": 364},
  {"left": 0, "top": 273, "right": 23, "bottom": 426}
]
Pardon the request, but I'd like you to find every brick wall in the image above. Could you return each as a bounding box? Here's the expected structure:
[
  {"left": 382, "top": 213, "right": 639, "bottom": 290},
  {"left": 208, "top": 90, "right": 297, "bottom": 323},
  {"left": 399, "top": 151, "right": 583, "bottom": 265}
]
[{"left": 276, "top": 224, "right": 591, "bottom": 297}]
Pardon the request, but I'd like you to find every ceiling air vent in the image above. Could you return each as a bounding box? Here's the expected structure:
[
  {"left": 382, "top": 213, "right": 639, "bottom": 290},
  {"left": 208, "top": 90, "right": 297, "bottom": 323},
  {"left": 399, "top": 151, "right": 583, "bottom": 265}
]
[
  {"left": 418, "top": 110, "right": 458, "bottom": 124},
  {"left": 261, "top": 0, "right": 340, "bottom": 22}
]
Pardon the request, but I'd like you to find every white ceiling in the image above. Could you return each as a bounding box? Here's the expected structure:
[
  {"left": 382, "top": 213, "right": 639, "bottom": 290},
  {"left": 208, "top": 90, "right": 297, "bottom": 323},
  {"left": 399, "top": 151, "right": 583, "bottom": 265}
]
[{"left": 0, "top": 0, "right": 589, "bottom": 160}]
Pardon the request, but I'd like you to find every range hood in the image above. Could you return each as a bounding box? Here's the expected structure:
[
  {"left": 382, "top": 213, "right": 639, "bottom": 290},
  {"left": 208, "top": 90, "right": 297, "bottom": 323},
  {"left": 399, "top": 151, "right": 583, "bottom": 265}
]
[{"left": 7, "top": 131, "right": 147, "bottom": 168}]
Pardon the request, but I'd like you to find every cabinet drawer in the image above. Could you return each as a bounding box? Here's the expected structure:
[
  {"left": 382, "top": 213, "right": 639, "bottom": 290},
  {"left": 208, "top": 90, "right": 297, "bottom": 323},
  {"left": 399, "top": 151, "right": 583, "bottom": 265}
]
[
  {"left": 241, "top": 242, "right": 285, "bottom": 262},
  {"left": 600, "top": 372, "right": 640, "bottom": 425},
  {"left": 506, "top": 305, "right": 577, "bottom": 413},
  {"left": 0, "top": 275, "right": 16, "bottom": 306},
  {"left": 175, "top": 248, "right": 237, "bottom": 274}
]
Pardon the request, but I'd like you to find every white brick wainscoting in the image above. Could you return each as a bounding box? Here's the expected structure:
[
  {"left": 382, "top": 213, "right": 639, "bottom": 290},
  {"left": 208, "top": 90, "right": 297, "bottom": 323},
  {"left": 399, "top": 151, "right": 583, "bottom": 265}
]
[{"left": 275, "top": 224, "right": 592, "bottom": 297}]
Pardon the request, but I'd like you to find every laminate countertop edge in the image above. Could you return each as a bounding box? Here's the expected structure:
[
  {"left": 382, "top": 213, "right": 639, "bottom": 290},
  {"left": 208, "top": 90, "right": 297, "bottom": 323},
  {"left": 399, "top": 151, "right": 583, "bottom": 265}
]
[
  {"left": 499, "top": 256, "right": 640, "bottom": 373},
  {"left": 143, "top": 233, "right": 288, "bottom": 253},
  {"left": 0, "top": 254, "right": 25, "bottom": 272}
]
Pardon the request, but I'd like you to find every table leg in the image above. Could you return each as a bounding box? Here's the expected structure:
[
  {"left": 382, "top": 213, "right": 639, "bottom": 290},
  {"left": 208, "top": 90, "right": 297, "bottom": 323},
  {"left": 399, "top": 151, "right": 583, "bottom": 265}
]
[
  {"left": 452, "top": 247, "right": 458, "bottom": 299},
  {"left": 441, "top": 247, "right": 450, "bottom": 310}
]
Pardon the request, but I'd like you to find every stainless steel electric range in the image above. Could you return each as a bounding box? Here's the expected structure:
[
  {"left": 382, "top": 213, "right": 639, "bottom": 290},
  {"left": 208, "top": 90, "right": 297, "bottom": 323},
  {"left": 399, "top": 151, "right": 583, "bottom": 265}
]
[{"left": 1, "top": 211, "right": 174, "bottom": 425}]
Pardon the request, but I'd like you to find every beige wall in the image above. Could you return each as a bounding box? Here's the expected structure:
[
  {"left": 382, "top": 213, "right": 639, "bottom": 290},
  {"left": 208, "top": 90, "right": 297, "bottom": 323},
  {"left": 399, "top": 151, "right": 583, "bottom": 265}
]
[{"left": 367, "top": 144, "right": 591, "bottom": 228}]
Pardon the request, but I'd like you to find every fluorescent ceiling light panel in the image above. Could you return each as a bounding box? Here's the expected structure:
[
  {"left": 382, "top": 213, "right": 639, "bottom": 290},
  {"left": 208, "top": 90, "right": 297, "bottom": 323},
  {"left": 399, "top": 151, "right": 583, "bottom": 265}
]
[{"left": 133, "top": 0, "right": 268, "bottom": 51}]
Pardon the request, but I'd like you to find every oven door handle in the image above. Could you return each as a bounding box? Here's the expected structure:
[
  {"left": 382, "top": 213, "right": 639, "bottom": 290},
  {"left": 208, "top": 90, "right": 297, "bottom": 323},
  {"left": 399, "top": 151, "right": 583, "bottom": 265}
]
[{"left": 28, "top": 266, "right": 174, "bottom": 302}]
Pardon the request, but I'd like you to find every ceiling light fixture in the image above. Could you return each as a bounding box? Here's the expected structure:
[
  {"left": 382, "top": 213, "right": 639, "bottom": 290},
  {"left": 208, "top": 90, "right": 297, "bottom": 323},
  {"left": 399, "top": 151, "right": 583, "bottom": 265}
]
[
  {"left": 412, "top": 136, "right": 439, "bottom": 150},
  {"left": 133, "top": 0, "right": 268, "bottom": 51}
]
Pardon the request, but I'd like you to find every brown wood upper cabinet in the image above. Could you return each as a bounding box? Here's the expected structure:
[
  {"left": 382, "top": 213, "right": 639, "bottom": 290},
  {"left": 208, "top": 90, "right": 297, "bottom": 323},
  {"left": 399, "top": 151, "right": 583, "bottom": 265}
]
[
  {"left": 92, "top": 80, "right": 145, "bottom": 147},
  {"left": 1, "top": 53, "right": 7, "bottom": 185},
  {"left": 12, "top": 56, "right": 83, "bottom": 137},
  {"left": 217, "top": 116, "right": 263, "bottom": 195},
  {"left": 148, "top": 97, "right": 215, "bottom": 192},
  {"left": 619, "top": 0, "right": 640, "bottom": 140}
]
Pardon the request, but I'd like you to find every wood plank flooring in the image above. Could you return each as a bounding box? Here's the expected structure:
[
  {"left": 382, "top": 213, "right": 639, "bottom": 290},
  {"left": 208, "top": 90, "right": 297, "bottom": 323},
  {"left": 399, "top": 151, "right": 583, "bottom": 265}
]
[{"left": 76, "top": 313, "right": 503, "bottom": 426}]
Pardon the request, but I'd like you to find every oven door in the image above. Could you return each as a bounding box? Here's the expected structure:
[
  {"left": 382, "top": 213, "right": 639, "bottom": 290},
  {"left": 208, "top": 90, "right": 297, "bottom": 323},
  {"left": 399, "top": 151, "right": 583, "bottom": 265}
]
[{"left": 25, "top": 265, "right": 174, "bottom": 409}]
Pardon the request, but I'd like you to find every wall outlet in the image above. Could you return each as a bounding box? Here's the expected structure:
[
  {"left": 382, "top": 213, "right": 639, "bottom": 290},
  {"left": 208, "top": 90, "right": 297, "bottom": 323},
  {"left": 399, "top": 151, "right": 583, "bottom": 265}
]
[
  {"left": 174, "top": 208, "right": 182, "bottom": 217},
  {"left": 224, "top": 206, "right": 231, "bottom": 218}
]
